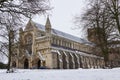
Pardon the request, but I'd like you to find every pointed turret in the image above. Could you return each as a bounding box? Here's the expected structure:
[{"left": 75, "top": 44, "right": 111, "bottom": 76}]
[
  {"left": 24, "top": 18, "right": 35, "bottom": 31},
  {"left": 45, "top": 16, "right": 51, "bottom": 33}
]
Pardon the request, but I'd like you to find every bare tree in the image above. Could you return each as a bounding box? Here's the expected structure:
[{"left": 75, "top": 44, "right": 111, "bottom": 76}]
[
  {"left": 0, "top": 14, "right": 19, "bottom": 72},
  {"left": 101, "top": 0, "right": 120, "bottom": 34},
  {"left": 0, "top": 0, "right": 50, "bottom": 72},
  {"left": 74, "top": 0, "right": 117, "bottom": 67}
]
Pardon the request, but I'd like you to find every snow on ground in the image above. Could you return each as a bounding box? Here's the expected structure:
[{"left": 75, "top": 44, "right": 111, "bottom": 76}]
[{"left": 0, "top": 68, "right": 120, "bottom": 80}]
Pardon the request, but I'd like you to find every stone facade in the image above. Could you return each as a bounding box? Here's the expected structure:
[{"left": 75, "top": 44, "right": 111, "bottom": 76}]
[{"left": 11, "top": 17, "right": 104, "bottom": 69}]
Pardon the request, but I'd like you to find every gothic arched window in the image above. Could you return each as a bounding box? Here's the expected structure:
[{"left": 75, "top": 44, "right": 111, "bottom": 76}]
[
  {"left": 24, "top": 33, "right": 33, "bottom": 55},
  {"left": 25, "top": 34, "right": 33, "bottom": 44}
]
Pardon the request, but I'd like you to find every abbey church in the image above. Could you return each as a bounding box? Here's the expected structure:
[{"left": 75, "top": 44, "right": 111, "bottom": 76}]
[{"left": 11, "top": 17, "right": 106, "bottom": 69}]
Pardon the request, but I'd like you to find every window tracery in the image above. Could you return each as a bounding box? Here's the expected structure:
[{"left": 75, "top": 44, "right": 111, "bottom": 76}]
[
  {"left": 25, "top": 34, "right": 32, "bottom": 44},
  {"left": 24, "top": 33, "right": 33, "bottom": 55}
]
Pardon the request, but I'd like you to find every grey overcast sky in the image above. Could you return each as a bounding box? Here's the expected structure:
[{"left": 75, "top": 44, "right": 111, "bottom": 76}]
[{"left": 33, "top": 0, "right": 87, "bottom": 38}]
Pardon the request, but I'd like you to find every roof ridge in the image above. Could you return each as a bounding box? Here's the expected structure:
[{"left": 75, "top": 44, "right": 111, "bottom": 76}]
[
  {"left": 51, "top": 28, "right": 84, "bottom": 41},
  {"left": 33, "top": 21, "right": 93, "bottom": 45}
]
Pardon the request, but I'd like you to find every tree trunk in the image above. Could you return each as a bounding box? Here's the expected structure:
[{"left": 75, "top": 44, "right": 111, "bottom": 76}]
[
  {"left": 7, "top": 31, "right": 13, "bottom": 72},
  {"left": 7, "top": 47, "right": 11, "bottom": 72},
  {"left": 104, "top": 55, "right": 108, "bottom": 67},
  {"left": 104, "top": 51, "right": 109, "bottom": 68}
]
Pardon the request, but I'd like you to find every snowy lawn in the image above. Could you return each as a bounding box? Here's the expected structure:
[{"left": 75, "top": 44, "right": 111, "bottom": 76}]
[{"left": 0, "top": 68, "right": 120, "bottom": 80}]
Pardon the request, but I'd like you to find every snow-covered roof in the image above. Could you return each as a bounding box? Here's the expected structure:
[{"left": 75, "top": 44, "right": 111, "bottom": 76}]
[
  {"left": 51, "top": 47, "right": 103, "bottom": 58},
  {"left": 52, "top": 28, "right": 85, "bottom": 43},
  {"left": 34, "top": 22, "right": 93, "bottom": 45},
  {"left": 35, "top": 23, "right": 45, "bottom": 31}
]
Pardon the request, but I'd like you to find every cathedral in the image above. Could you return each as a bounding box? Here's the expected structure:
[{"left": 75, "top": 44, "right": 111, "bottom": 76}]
[{"left": 11, "top": 17, "right": 105, "bottom": 69}]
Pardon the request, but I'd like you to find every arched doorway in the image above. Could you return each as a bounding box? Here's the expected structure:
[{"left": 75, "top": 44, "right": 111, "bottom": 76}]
[
  {"left": 37, "top": 60, "right": 41, "bottom": 69},
  {"left": 24, "top": 59, "right": 29, "bottom": 69}
]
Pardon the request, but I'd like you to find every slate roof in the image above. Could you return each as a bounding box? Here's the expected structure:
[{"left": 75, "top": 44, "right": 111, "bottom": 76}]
[{"left": 34, "top": 22, "right": 94, "bottom": 45}]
